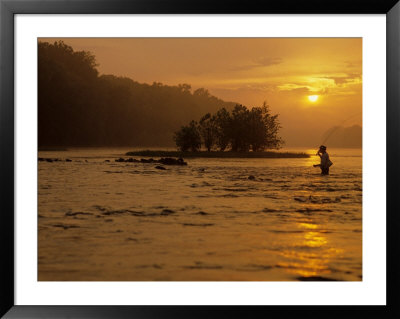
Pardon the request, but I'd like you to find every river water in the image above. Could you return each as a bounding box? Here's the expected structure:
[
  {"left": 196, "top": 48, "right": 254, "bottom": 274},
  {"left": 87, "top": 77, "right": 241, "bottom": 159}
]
[{"left": 38, "top": 147, "right": 362, "bottom": 281}]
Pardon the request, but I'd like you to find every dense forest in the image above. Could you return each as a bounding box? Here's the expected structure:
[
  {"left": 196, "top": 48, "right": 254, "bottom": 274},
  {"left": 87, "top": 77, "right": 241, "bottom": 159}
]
[{"left": 38, "top": 41, "right": 237, "bottom": 147}]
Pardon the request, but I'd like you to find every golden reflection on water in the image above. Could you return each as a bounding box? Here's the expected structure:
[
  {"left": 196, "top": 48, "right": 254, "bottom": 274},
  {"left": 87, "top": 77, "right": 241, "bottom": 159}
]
[
  {"left": 305, "top": 149, "right": 318, "bottom": 167},
  {"left": 277, "top": 222, "right": 343, "bottom": 277},
  {"left": 304, "top": 232, "right": 327, "bottom": 248},
  {"left": 299, "top": 222, "right": 317, "bottom": 229}
]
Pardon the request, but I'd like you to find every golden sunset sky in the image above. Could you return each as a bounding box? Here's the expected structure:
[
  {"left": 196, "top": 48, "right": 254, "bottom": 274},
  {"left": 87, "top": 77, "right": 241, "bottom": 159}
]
[{"left": 42, "top": 38, "right": 362, "bottom": 146}]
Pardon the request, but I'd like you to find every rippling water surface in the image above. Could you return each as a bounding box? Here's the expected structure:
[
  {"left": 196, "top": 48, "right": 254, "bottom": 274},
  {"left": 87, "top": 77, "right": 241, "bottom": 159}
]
[{"left": 38, "top": 148, "right": 362, "bottom": 281}]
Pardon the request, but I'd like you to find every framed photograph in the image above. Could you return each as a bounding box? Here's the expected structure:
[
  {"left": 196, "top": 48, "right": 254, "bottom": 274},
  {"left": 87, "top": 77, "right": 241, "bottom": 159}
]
[{"left": 1, "top": 0, "right": 399, "bottom": 318}]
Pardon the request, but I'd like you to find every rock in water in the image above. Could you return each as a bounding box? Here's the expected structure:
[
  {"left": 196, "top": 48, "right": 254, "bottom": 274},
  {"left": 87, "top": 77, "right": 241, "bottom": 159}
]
[
  {"left": 155, "top": 165, "right": 166, "bottom": 170},
  {"left": 141, "top": 158, "right": 155, "bottom": 163},
  {"left": 161, "top": 209, "right": 175, "bottom": 215},
  {"left": 248, "top": 175, "right": 255, "bottom": 180},
  {"left": 159, "top": 157, "right": 187, "bottom": 166},
  {"left": 115, "top": 156, "right": 187, "bottom": 165}
]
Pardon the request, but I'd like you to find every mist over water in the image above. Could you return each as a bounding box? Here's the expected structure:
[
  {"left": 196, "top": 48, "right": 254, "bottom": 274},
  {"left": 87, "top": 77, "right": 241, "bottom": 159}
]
[{"left": 38, "top": 148, "right": 362, "bottom": 281}]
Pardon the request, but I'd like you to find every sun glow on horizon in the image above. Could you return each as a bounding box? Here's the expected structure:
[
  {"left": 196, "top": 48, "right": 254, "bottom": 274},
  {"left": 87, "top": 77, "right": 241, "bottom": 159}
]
[{"left": 308, "top": 95, "right": 319, "bottom": 102}]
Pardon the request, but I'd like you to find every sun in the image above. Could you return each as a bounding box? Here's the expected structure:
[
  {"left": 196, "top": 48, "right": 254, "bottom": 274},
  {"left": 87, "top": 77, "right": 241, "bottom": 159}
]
[{"left": 308, "top": 95, "right": 319, "bottom": 102}]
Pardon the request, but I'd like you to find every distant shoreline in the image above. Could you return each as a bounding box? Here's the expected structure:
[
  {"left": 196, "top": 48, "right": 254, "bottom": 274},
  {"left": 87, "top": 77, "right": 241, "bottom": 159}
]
[
  {"left": 126, "top": 150, "right": 310, "bottom": 158},
  {"left": 38, "top": 147, "right": 68, "bottom": 152}
]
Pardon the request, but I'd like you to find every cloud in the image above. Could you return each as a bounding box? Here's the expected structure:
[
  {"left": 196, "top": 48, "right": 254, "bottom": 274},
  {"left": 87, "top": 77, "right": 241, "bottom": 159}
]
[
  {"left": 231, "top": 56, "right": 283, "bottom": 72},
  {"left": 277, "top": 72, "right": 361, "bottom": 96},
  {"left": 277, "top": 83, "right": 312, "bottom": 92},
  {"left": 253, "top": 56, "right": 283, "bottom": 67},
  {"left": 324, "top": 73, "right": 361, "bottom": 86},
  {"left": 345, "top": 60, "right": 362, "bottom": 69},
  {"left": 185, "top": 57, "right": 283, "bottom": 76}
]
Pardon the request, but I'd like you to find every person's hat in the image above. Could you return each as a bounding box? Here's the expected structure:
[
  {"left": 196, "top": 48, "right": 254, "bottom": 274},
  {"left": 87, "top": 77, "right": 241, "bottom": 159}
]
[{"left": 319, "top": 145, "right": 327, "bottom": 150}]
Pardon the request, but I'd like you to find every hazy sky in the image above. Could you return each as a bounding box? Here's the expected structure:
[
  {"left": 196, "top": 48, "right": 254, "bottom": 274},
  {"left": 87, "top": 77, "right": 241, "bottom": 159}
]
[{"left": 42, "top": 38, "right": 362, "bottom": 146}]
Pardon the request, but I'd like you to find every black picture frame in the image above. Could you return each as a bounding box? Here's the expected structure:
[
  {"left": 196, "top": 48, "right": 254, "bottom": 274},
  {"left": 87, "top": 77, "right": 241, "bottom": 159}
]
[{"left": 1, "top": 0, "right": 399, "bottom": 318}]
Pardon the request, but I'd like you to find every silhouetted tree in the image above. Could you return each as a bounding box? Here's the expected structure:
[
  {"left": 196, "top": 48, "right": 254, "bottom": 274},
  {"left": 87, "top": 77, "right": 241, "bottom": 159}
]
[
  {"left": 173, "top": 121, "right": 202, "bottom": 152},
  {"left": 178, "top": 83, "right": 192, "bottom": 94},
  {"left": 228, "top": 103, "right": 283, "bottom": 151},
  {"left": 247, "top": 107, "right": 268, "bottom": 151},
  {"left": 198, "top": 113, "right": 218, "bottom": 151},
  {"left": 193, "top": 88, "right": 210, "bottom": 98},
  {"left": 214, "top": 108, "right": 231, "bottom": 151},
  {"left": 260, "top": 102, "right": 284, "bottom": 150},
  {"left": 229, "top": 105, "right": 251, "bottom": 152}
]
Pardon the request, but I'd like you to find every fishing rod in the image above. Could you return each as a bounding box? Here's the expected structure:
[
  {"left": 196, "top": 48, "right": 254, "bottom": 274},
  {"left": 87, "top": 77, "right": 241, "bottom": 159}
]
[{"left": 321, "top": 111, "right": 362, "bottom": 145}]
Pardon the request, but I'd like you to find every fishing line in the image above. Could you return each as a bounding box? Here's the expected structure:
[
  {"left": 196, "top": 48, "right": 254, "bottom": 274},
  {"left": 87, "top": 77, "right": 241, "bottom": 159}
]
[{"left": 321, "top": 111, "right": 362, "bottom": 145}]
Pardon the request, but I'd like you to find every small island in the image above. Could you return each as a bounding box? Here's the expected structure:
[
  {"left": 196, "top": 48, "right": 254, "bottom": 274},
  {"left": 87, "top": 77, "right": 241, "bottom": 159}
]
[
  {"left": 125, "top": 150, "right": 309, "bottom": 158},
  {"left": 127, "top": 104, "right": 309, "bottom": 159}
]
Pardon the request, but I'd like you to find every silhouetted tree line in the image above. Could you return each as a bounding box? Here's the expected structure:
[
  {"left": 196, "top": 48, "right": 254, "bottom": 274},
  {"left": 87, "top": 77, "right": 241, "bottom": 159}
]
[
  {"left": 38, "top": 41, "right": 236, "bottom": 147},
  {"left": 174, "top": 103, "right": 284, "bottom": 152}
]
